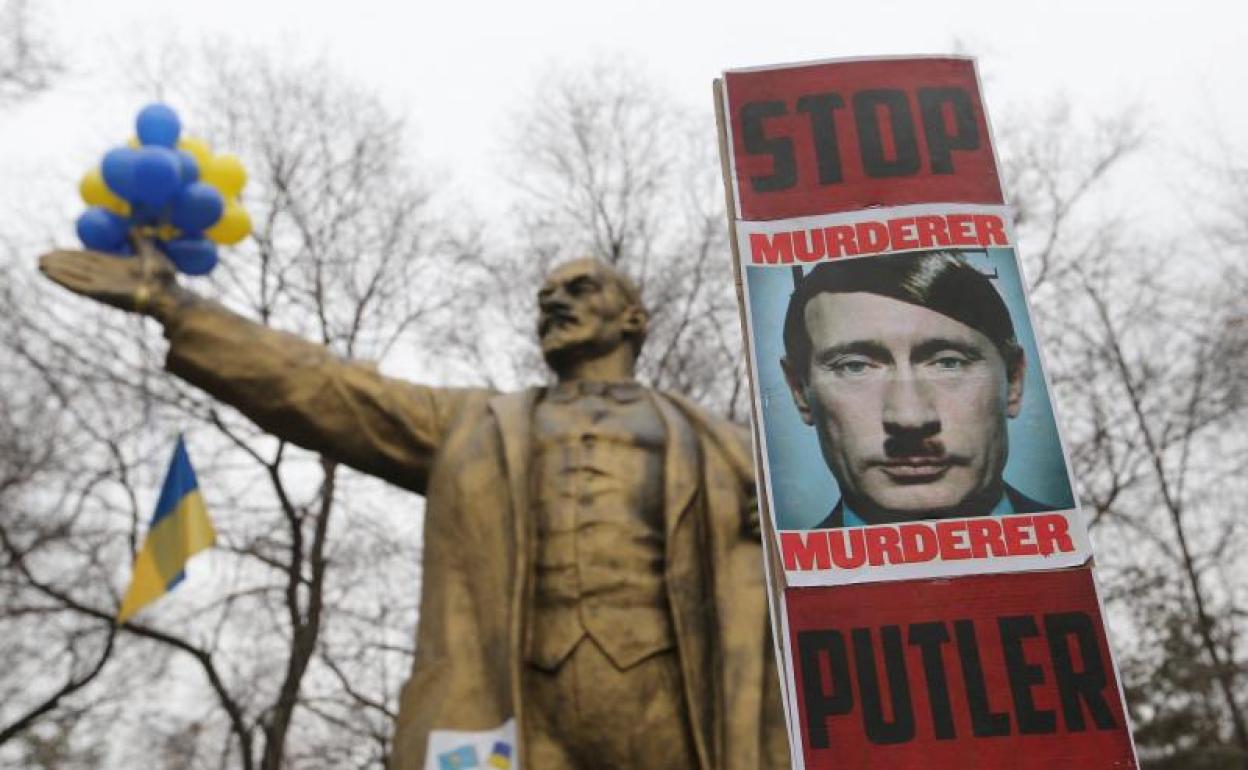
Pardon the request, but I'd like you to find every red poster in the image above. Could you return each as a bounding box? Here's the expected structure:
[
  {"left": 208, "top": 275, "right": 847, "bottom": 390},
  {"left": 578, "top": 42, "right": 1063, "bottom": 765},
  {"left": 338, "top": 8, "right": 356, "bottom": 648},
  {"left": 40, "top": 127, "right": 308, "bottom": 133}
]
[
  {"left": 723, "top": 57, "right": 1003, "bottom": 220},
  {"left": 784, "top": 568, "right": 1136, "bottom": 768}
]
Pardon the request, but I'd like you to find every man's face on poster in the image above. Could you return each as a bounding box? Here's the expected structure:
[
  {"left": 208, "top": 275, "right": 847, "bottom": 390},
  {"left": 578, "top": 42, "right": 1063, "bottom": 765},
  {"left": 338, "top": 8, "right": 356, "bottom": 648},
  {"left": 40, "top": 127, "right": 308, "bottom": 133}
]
[{"left": 784, "top": 291, "right": 1025, "bottom": 523}]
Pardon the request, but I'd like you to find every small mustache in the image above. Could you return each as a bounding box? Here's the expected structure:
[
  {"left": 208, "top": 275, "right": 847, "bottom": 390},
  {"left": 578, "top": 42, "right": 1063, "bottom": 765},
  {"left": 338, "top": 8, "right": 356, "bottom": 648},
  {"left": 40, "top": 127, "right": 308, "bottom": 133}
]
[
  {"left": 538, "top": 309, "right": 578, "bottom": 335},
  {"left": 874, "top": 430, "right": 968, "bottom": 467}
]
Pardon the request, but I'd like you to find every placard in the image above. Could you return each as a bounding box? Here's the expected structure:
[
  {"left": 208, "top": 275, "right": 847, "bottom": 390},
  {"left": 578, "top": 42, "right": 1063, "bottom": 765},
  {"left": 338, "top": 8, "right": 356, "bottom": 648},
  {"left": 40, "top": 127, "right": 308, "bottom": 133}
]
[
  {"left": 720, "top": 57, "right": 1087, "bottom": 587},
  {"left": 714, "top": 55, "right": 1138, "bottom": 769},
  {"left": 784, "top": 568, "right": 1135, "bottom": 769}
]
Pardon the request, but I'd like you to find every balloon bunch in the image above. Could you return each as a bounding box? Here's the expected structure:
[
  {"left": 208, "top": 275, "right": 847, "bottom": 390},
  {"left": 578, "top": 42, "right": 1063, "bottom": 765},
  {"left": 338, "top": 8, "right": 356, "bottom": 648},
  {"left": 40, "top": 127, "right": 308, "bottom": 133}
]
[{"left": 76, "top": 103, "right": 253, "bottom": 275}]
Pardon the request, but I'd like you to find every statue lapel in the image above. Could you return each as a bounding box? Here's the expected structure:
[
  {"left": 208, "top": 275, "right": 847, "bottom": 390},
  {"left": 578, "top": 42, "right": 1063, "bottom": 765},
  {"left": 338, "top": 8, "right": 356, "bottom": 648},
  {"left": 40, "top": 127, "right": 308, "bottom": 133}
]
[
  {"left": 486, "top": 388, "right": 541, "bottom": 736},
  {"left": 652, "top": 392, "right": 700, "bottom": 538},
  {"left": 651, "top": 391, "right": 715, "bottom": 770}
]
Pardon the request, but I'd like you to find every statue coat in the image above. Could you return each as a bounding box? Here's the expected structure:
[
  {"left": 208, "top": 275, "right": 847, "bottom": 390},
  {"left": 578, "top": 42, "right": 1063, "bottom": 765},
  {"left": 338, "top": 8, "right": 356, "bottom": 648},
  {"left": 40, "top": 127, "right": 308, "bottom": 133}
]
[{"left": 160, "top": 300, "right": 789, "bottom": 770}]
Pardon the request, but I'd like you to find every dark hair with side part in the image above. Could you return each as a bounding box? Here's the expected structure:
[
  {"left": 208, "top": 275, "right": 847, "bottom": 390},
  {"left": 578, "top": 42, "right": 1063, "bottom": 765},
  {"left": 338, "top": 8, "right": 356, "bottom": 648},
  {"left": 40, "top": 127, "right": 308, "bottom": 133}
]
[{"left": 782, "top": 250, "right": 1023, "bottom": 381}]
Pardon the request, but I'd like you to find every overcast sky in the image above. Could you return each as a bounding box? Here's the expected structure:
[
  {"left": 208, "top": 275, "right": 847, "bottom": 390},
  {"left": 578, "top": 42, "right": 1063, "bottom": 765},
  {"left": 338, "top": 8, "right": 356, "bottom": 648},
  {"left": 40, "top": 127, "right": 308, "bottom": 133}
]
[{"left": 3, "top": 0, "right": 1245, "bottom": 236}]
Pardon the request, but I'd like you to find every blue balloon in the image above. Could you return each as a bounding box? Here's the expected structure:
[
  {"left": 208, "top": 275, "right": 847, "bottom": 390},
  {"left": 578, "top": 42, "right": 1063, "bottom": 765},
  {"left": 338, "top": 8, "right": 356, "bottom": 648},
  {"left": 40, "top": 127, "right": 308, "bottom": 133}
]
[
  {"left": 132, "top": 147, "right": 182, "bottom": 206},
  {"left": 76, "top": 208, "right": 128, "bottom": 251},
  {"left": 163, "top": 237, "right": 218, "bottom": 276},
  {"left": 176, "top": 150, "right": 200, "bottom": 184},
  {"left": 136, "top": 103, "right": 181, "bottom": 148},
  {"left": 130, "top": 201, "right": 163, "bottom": 226},
  {"left": 170, "top": 182, "right": 224, "bottom": 232},
  {"left": 101, "top": 147, "right": 139, "bottom": 200}
]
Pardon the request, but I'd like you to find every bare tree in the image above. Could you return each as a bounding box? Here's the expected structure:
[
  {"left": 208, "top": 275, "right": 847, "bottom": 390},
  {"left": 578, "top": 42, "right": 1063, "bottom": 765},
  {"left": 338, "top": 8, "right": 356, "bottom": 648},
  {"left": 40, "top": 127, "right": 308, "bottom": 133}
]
[
  {"left": 455, "top": 57, "right": 750, "bottom": 417},
  {"left": 1000, "top": 101, "right": 1248, "bottom": 767},
  {"left": 1079, "top": 258, "right": 1247, "bottom": 767},
  {"left": 0, "top": 0, "right": 59, "bottom": 105},
  {"left": 0, "top": 43, "right": 470, "bottom": 769},
  {"left": 0, "top": 248, "right": 157, "bottom": 768}
]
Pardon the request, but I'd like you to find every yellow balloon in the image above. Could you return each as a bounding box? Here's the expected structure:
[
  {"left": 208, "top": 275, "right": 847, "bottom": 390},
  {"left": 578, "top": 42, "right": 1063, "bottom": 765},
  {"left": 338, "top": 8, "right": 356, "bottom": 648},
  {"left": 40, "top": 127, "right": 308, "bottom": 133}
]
[
  {"left": 157, "top": 224, "right": 181, "bottom": 242},
  {"left": 206, "top": 201, "right": 251, "bottom": 245},
  {"left": 177, "top": 136, "right": 212, "bottom": 168},
  {"left": 201, "top": 153, "right": 247, "bottom": 198},
  {"left": 79, "top": 167, "right": 130, "bottom": 216},
  {"left": 126, "top": 135, "right": 141, "bottom": 149}
]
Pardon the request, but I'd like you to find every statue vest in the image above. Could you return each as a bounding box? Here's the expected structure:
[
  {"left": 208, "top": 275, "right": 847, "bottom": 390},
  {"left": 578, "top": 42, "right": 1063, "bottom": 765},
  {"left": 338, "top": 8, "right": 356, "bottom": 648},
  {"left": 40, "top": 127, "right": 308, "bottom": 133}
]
[{"left": 526, "top": 382, "right": 673, "bottom": 671}]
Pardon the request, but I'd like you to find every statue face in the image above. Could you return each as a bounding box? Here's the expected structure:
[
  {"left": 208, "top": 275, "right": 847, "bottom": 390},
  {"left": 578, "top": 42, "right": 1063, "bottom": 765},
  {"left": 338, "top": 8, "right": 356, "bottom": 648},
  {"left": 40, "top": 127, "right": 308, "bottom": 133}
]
[{"left": 536, "top": 259, "right": 643, "bottom": 369}]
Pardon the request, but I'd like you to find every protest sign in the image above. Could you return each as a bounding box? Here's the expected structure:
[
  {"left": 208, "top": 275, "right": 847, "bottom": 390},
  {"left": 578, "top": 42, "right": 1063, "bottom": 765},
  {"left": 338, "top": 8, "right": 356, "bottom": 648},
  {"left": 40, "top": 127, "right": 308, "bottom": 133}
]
[
  {"left": 715, "top": 55, "right": 1137, "bottom": 767},
  {"left": 744, "top": 205, "right": 1088, "bottom": 586},
  {"left": 722, "top": 56, "right": 1003, "bottom": 220},
  {"left": 717, "top": 57, "right": 1087, "bottom": 587},
  {"left": 784, "top": 568, "right": 1135, "bottom": 769}
]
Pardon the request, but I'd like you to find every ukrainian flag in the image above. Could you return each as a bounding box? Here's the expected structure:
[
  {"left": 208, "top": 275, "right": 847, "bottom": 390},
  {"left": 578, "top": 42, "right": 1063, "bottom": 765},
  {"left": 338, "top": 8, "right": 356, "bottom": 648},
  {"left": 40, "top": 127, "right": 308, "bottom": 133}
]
[{"left": 117, "top": 437, "right": 216, "bottom": 624}]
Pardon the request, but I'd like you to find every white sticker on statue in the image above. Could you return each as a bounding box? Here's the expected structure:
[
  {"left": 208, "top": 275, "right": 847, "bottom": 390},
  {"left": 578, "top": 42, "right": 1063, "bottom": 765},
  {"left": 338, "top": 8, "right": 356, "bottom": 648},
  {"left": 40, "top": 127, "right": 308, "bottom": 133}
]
[{"left": 425, "top": 719, "right": 517, "bottom": 770}]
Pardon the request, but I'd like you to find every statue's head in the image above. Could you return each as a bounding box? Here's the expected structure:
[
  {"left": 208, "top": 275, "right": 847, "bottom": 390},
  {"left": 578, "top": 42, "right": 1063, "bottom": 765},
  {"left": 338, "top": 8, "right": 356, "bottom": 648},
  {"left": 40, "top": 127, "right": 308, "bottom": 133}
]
[{"left": 536, "top": 258, "right": 649, "bottom": 374}]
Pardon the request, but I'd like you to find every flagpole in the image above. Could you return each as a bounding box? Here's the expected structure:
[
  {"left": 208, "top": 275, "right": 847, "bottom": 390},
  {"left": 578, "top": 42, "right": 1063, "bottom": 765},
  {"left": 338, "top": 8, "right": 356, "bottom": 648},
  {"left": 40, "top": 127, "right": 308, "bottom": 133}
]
[{"left": 120, "top": 233, "right": 160, "bottom": 626}]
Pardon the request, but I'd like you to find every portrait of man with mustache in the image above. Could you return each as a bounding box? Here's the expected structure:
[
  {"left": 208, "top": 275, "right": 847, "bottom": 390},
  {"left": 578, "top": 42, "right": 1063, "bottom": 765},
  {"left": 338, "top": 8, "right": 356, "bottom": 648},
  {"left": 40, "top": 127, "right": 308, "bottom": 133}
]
[{"left": 779, "top": 250, "right": 1061, "bottom": 529}]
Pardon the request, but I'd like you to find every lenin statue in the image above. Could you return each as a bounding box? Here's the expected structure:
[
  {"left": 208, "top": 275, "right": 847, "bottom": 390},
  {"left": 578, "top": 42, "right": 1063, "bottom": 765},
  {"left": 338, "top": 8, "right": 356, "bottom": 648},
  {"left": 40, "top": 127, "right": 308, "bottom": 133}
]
[{"left": 40, "top": 243, "right": 790, "bottom": 770}]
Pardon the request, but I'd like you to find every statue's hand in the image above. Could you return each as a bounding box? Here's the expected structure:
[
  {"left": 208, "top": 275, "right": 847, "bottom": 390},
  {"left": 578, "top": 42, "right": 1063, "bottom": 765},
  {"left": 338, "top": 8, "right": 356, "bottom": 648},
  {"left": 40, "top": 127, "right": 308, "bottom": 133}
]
[{"left": 39, "top": 238, "right": 180, "bottom": 318}]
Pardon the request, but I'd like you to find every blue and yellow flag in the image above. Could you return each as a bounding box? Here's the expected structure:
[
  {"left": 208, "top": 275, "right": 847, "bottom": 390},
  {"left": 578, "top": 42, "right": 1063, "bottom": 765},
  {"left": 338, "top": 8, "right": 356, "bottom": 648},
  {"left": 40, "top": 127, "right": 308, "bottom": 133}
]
[
  {"left": 117, "top": 436, "right": 216, "bottom": 623},
  {"left": 485, "top": 741, "right": 512, "bottom": 769}
]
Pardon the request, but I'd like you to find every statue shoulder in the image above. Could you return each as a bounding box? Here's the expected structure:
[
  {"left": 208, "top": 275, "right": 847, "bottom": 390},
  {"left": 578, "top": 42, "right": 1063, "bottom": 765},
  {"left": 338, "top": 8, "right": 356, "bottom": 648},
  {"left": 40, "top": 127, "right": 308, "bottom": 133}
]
[
  {"left": 653, "top": 390, "right": 753, "bottom": 467},
  {"left": 654, "top": 389, "right": 747, "bottom": 430}
]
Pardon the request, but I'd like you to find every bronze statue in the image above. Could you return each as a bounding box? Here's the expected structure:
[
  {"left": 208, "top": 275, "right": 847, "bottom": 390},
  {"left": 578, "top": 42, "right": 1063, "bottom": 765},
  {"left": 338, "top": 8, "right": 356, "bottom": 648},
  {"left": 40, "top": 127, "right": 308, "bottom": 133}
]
[{"left": 39, "top": 242, "right": 789, "bottom": 770}]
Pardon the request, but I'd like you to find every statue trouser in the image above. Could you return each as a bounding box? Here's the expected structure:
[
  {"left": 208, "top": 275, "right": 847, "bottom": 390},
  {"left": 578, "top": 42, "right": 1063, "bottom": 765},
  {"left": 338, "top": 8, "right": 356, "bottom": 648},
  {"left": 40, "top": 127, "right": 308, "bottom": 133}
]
[{"left": 523, "top": 637, "right": 698, "bottom": 769}]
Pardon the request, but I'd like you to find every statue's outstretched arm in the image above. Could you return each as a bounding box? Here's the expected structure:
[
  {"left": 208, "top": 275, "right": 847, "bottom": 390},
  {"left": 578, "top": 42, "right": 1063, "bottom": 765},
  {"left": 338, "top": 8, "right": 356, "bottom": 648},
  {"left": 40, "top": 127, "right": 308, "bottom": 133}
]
[{"left": 40, "top": 242, "right": 491, "bottom": 494}]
